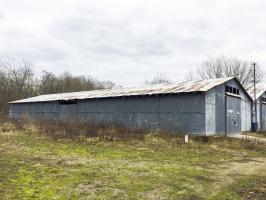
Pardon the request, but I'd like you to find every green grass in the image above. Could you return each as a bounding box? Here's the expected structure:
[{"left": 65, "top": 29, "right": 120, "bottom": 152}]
[{"left": 0, "top": 124, "right": 266, "bottom": 199}]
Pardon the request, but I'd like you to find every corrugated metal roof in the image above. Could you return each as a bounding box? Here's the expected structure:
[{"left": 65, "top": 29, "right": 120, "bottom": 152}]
[{"left": 10, "top": 77, "right": 235, "bottom": 104}]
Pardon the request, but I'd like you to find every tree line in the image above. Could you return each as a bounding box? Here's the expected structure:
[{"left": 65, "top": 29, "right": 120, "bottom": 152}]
[
  {"left": 0, "top": 60, "right": 114, "bottom": 117},
  {"left": 147, "top": 56, "right": 264, "bottom": 91},
  {"left": 1, "top": 56, "right": 264, "bottom": 118},
  {"left": 186, "top": 56, "right": 264, "bottom": 91}
]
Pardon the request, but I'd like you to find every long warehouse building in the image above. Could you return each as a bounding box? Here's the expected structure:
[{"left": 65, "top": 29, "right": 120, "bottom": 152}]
[{"left": 9, "top": 77, "right": 252, "bottom": 136}]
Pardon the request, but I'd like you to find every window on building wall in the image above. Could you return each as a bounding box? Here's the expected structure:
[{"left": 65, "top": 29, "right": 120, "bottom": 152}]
[
  {"left": 226, "top": 86, "right": 240, "bottom": 95},
  {"left": 59, "top": 99, "right": 77, "bottom": 105}
]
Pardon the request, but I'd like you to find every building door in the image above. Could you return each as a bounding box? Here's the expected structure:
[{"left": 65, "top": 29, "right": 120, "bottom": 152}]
[
  {"left": 226, "top": 95, "right": 241, "bottom": 135},
  {"left": 261, "top": 103, "right": 266, "bottom": 130}
]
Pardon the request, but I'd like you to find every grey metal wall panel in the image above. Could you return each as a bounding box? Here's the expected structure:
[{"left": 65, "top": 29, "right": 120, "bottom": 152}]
[
  {"left": 160, "top": 94, "right": 205, "bottom": 113},
  {"left": 125, "top": 113, "right": 142, "bottom": 128},
  {"left": 226, "top": 95, "right": 241, "bottom": 135},
  {"left": 261, "top": 103, "right": 266, "bottom": 130},
  {"left": 30, "top": 103, "right": 44, "bottom": 113},
  {"left": 44, "top": 102, "right": 59, "bottom": 113},
  {"left": 77, "top": 112, "right": 98, "bottom": 122},
  {"left": 258, "top": 92, "right": 266, "bottom": 130},
  {"left": 78, "top": 100, "right": 98, "bottom": 113},
  {"left": 125, "top": 112, "right": 160, "bottom": 129},
  {"left": 227, "top": 79, "right": 252, "bottom": 132},
  {"left": 225, "top": 79, "right": 252, "bottom": 133},
  {"left": 205, "top": 88, "right": 216, "bottom": 135},
  {"left": 257, "top": 101, "right": 261, "bottom": 129},
  {"left": 160, "top": 113, "right": 204, "bottom": 134},
  {"left": 9, "top": 93, "right": 207, "bottom": 135},
  {"left": 226, "top": 79, "right": 240, "bottom": 89},
  {"left": 126, "top": 96, "right": 159, "bottom": 113},
  {"left": 143, "top": 113, "right": 160, "bottom": 129},
  {"left": 241, "top": 97, "right": 251, "bottom": 132},
  {"left": 43, "top": 112, "right": 59, "bottom": 119},
  {"left": 59, "top": 104, "right": 77, "bottom": 120},
  {"left": 215, "top": 85, "right": 226, "bottom": 135},
  {"left": 98, "top": 113, "right": 115, "bottom": 123},
  {"left": 99, "top": 98, "right": 125, "bottom": 112}
]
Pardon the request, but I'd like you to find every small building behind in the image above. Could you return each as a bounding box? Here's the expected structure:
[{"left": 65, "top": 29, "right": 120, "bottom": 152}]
[
  {"left": 249, "top": 87, "right": 266, "bottom": 130},
  {"left": 9, "top": 77, "right": 252, "bottom": 136}
]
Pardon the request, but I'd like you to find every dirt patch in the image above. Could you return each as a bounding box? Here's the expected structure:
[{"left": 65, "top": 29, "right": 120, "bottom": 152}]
[{"left": 210, "top": 157, "right": 266, "bottom": 197}]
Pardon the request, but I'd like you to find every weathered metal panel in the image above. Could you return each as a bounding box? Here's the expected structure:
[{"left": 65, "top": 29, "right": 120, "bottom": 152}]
[
  {"left": 77, "top": 112, "right": 98, "bottom": 122},
  {"left": 248, "top": 88, "right": 265, "bottom": 130},
  {"left": 159, "top": 94, "right": 205, "bottom": 113},
  {"left": 226, "top": 95, "right": 241, "bottom": 135},
  {"left": 43, "top": 112, "right": 59, "bottom": 120},
  {"left": 205, "top": 88, "right": 216, "bottom": 135},
  {"left": 10, "top": 77, "right": 255, "bottom": 135},
  {"left": 99, "top": 98, "right": 125, "bottom": 112},
  {"left": 78, "top": 100, "right": 98, "bottom": 113},
  {"left": 125, "top": 113, "right": 142, "bottom": 128},
  {"left": 142, "top": 113, "right": 160, "bottom": 129},
  {"left": 59, "top": 104, "right": 77, "bottom": 121},
  {"left": 215, "top": 85, "right": 226, "bottom": 135},
  {"left": 259, "top": 92, "right": 266, "bottom": 130},
  {"left": 10, "top": 77, "right": 236, "bottom": 104},
  {"left": 44, "top": 102, "right": 59, "bottom": 113},
  {"left": 160, "top": 113, "right": 204, "bottom": 134},
  {"left": 9, "top": 92, "right": 207, "bottom": 134},
  {"left": 226, "top": 79, "right": 252, "bottom": 133},
  {"left": 241, "top": 97, "right": 251, "bottom": 132},
  {"left": 126, "top": 96, "right": 159, "bottom": 113},
  {"left": 261, "top": 103, "right": 266, "bottom": 130},
  {"left": 125, "top": 112, "right": 160, "bottom": 129},
  {"left": 98, "top": 113, "right": 115, "bottom": 123}
]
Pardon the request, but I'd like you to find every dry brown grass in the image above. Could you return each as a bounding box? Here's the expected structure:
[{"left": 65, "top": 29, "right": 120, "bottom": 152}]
[
  {"left": 0, "top": 120, "right": 266, "bottom": 199},
  {"left": 13, "top": 117, "right": 153, "bottom": 141}
]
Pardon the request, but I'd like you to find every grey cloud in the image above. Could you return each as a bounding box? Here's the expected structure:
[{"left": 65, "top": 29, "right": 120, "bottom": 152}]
[
  {"left": 0, "top": 29, "right": 69, "bottom": 66},
  {"left": 0, "top": 10, "right": 5, "bottom": 21},
  {"left": 1, "top": 0, "right": 266, "bottom": 86},
  {"left": 51, "top": 8, "right": 215, "bottom": 62},
  {"left": 0, "top": 10, "right": 4, "bottom": 19}
]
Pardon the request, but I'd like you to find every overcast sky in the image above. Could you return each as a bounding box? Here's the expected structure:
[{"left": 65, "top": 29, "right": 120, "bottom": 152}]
[{"left": 0, "top": 0, "right": 265, "bottom": 86}]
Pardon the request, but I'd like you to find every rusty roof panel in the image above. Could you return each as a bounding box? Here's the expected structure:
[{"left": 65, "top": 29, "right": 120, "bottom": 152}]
[{"left": 10, "top": 77, "right": 235, "bottom": 104}]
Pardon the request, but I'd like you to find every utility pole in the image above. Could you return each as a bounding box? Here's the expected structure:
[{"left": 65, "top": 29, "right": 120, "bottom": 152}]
[{"left": 252, "top": 62, "right": 257, "bottom": 130}]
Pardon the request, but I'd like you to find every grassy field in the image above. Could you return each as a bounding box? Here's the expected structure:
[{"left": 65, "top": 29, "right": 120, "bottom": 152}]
[
  {"left": 243, "top": 131, "right": 266, "bottom": 139},
  {"left": 0, "top": 123, "right": 266, "bottom": 200}
]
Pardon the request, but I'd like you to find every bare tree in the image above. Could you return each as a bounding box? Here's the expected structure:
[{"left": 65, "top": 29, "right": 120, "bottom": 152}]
[
  {"left": 144, "top": 73, "right": 171, "bottom": 85},
  {"left": 189, "top": 56, "right": 264, "bottom": 90},
  {"left": 0, "top": 60, "right": 36, "bottom": 116},
  {"left": 0, "top": 60, "right": 115, "bottom": 118},
  {"left": 37, "top": 71, "right": 115, "bottom": 94}
]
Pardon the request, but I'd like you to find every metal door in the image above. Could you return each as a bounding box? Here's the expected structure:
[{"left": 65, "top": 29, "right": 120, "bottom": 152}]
[
  {"left": 226, "top": 96, "right": 241, "bottom": 135},
  {"left": 261, "top": 103, "right": 266, "bottom": 130}
]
